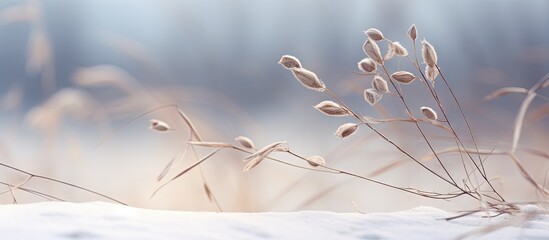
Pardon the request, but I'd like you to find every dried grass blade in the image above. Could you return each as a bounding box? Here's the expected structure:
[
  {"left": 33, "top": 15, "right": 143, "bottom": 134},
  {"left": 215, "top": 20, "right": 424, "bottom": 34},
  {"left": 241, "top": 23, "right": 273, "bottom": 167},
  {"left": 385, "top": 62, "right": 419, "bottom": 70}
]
[
  {"left": 177, "top": 107, "right": 203, "bottom": 141},
  {"left": 150, "top": 148, "right": 223, "bottom": 199},
  {"left": 509, "top": 153, "right": 549, "bottom": 195},
  {"left": 484, "top": 87, "right": 528, "bottom": 100},
  {"left": 157, "top": 146, "right": 188, "bottom": 182}
]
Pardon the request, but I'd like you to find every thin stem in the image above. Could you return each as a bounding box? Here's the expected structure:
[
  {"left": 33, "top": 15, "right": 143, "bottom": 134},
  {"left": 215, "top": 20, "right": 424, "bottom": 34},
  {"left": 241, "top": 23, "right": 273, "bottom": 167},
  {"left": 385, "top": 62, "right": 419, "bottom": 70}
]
[
  {"left": 324, "top": 88, "right": 459, "bottom": 189},
  {"left": 0, "top": 162, "right": 126, "bottom": 204},
  {"left": 380, "top": 64, "right": 460, "bottom": 188}
]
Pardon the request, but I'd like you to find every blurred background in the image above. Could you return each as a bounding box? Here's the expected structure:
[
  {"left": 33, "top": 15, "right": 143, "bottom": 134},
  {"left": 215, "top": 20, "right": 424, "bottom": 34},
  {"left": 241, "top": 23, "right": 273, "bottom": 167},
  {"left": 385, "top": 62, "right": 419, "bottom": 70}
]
[{"left": 0, "top": 0, "right": 548, "bottom": 212}]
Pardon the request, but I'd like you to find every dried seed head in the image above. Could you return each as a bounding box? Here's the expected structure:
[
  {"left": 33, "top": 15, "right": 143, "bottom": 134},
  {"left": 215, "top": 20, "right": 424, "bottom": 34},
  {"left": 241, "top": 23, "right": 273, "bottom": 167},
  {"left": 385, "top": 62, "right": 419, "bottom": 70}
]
[
  {"left": 425, "top": 66, "right": 439, "bottom": 83},
  {"left": 357, "top": 58, "right": 377, "bottom": 73},
  {"left": 314, "top": 101, "right": 351, "bottom": 117},
  {"left": 235, "top": 136, "right": 255, "bottom": 149},
  {"left": 408, "top": 24, "right": 417, "bottom": 41},
  {"left": 385, "top": 42, "right": 395, "bottom": 60},
  {"left": 278, "top": 55, "right": 302, "bottom": 69},
  {"left": 149, "top": 119, "right": 171, "bottom": 132},
  {"left": 364, "top": 28, "right": 384, "bottom": 41},
  {"left": 243, "top": 141, "right": 288, "bottom": 172},
  {"left": 420, "top": 106, "right": 438, "bottom": 121},
  {"left": 335, "top": 123, "right": 359, "bottom": 138},
  {"left": 421, "top": 39, "right": 438, "bottom": 67},
  {"left": 290, "top": 68, "right": 326, "bottom": 92},
  {"left": 306, "top": 155, "right": 326, "bottom": 167},
  {"left": 391, "top": 71, "right": 416, "bottom": 84},
  {"left": 393, "top": 42, "right": 408, "bottom": 57},
  {"left": 364, "top": 88, "right": 383, "bottom": 105},
  {"left": 363, "top": 38, "right": 383, "bottom": 64},
  {"left": 372, "top": 75, "right": 389, "bottom": 93}
]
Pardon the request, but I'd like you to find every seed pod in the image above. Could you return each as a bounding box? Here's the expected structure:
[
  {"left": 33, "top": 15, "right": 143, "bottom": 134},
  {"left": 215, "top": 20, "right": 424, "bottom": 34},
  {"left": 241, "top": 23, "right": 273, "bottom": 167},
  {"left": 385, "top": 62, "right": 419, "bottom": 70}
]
[
  {"left": 425, "top": 66, "right": 439, "bottom": 83},
  {"left": 421, "top": 39, "right": 438, "bottom": 67},
  {"left": 372, "top": 75, "right": 389, "bottom": 93},
  {"left": 385, "top": 42, "right": 395, "bottom": 60},
  {"left": 391, "top": 71, "right": 416, "bottom": 84},
  {"left": 365, "top": 28, "right": 384, "bottom": 41},
  {"left": 235, "top": 136, "right": 255, "bottom": 149},
  {"left": 335, "top": 123, "right": 359, "bottom": 138},
  {"left": 393, "top": 42, "right": 408, "bottom": 57},
  {"left": 314, "top": 101, "right": 351, "bottom": 117},
  {"left": 306, "top": 155, "right": 326, "bottom": 167},
  {"left": 363, "top": 38, "right": 383, "bottom": 64},
  {"left": 364, "top": 88, "right": 383, "bottom": 105},
  {"left": 408, "top": 24, "right": 417, "bottom": 41},
  {"left": 420, "top": 106, "right": 438, "bottom": 121},
  {"left": 149, "top": 119, "right": 171, "bottom": 132},
  {"left": 290, "top": 67, "right": 326, "bottom": 92},
  {"left": 278, "top": 55, "right": 302, "bottom": 69},
  {"left": 357, "top": 58, "right": 377, "bottom": 73}
]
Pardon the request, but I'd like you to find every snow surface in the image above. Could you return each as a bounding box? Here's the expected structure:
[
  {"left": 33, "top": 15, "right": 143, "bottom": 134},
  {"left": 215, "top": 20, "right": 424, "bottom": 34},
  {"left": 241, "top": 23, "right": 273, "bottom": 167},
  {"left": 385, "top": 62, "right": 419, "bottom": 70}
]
[{"left": 0, "top": 202, "right": 548, "bottom": 240}]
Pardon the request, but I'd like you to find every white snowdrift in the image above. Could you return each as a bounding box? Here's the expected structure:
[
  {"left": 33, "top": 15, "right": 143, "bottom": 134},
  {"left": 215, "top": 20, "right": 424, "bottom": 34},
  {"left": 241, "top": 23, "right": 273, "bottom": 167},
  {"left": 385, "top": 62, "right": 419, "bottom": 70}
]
[{"left": 0, "top": 202, "right": 547, "bottom": 240}]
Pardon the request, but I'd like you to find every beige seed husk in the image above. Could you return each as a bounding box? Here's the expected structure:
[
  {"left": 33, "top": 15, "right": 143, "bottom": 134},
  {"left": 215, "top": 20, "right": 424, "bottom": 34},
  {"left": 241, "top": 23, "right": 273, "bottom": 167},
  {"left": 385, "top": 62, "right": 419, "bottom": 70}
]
[
  {"left": 149, "top": 119, "right": 171, "bottom": 132},
  {"left": 306, "top": 155, "right": 326, "bottom": 167},
  {"left": 364, "top": 88, "right": 383, "bottom": 105},
  {"left": 188, "top": 141, "right": 232, "bottom": 148},
  {"left": 365, "top": 28, "right": 384, "bottom": 41},
  {"left": 385, "top": 41, "right": 395, "bottom": 60},
  {"left": 290, "top": 67, "right": 326, "bottom": 92},
  {"left": 425, "top": 66, "right": 439, "bottom": 82},
  {"left": 363, "top": 38, "right": 383, "bottom": 64},
  {"left": 314, "top": 101, "right": 351, "bottom": 116},
  {"left": 335, "top": 123, "right": 359, "bottom": 138},
  {"left": 372, "top": 75, "right": 389, "bottom": 93},
  {"left": 357, "top": 58, "right": 377, "bottom": 73},
  {"left": 235, "top": 136, "right": 255, "bottom": 149},
  {"left": 420, "top": 106, "right": 438, "bottom": 121},
  {"left": 278, "top": 55, "right": 302, "bottom": 69},
  {"left": 243, "top": 141, "right": 288, "bottom": 172},
  {"left": 393, "top": 42, "right": 408, "bottom": 57},
  {"left": 408, "top": 24, "right": 417, "bottom": 41},
  {"left": 421, "top": 39, "right": 438, "bottom": 67},
  {"left": 391, "top": 71, "right": 416, "bottom": 84}
]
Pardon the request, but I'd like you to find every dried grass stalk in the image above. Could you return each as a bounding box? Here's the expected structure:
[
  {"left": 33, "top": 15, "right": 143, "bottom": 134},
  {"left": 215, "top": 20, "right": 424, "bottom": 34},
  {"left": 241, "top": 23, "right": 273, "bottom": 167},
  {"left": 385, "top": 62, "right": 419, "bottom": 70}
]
[
  {"left": 314, "top": 101, "right": 351, "bottom": 116},
  {"left": 278, "top": 55, "right": 302, "bottom": 69},
  {"left": 372, "top": 75, "right": 389, "bottom": 93},
  {"left": 365, "top": 28, "right": 384, "bottom": 41},
  {"left": 357, "top": 58, "right": 377, "bottom": 73},
  {"left": 306, "top": 155, "right": 326, "bottom": 167},
  {"left": 393, "top": 42, "right": 408, "bottom": 57},
  {"left": 391, "top": 71, "right": 416, "bottom": 84},
  {"left": 335, "top": 123, "right": 359, "bottom": 138},
  {"left": 364, "top": 88, "right": 383, "bottom": 105},
  {"left": 149, "top": 119, "right": 171, "bottom": 132},
  {"left": 420, "top": 106, "right": 438, "bottom": 121},
  {"left": 290, "top": 67, "right": 326, "bottom": 92},
  {"left": 363, "top": 38, "right": 383, "bottom": 64},
  {"left": 235, "top": 136, "right": 255, "bottom": 149},
  {"left": 408, "top": 24, "right": 417, "bottom": 41},
  {"left": 422, "top": 39, "right": 438, "bottom": 67}
]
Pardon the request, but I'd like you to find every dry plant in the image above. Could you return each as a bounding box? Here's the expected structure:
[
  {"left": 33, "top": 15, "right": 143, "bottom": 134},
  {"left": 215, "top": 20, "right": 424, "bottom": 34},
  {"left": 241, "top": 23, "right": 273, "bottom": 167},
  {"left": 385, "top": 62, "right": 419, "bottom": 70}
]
[{"left": 145, "top": 25, "right": 549, "bottom": 222}]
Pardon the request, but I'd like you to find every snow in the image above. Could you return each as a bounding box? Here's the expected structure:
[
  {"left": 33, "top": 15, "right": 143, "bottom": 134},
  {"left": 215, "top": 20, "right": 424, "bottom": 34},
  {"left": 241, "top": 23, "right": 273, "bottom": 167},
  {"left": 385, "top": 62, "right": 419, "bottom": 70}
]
[{"left": 0, "top": 202, "right": 548, "bottom": 240}]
